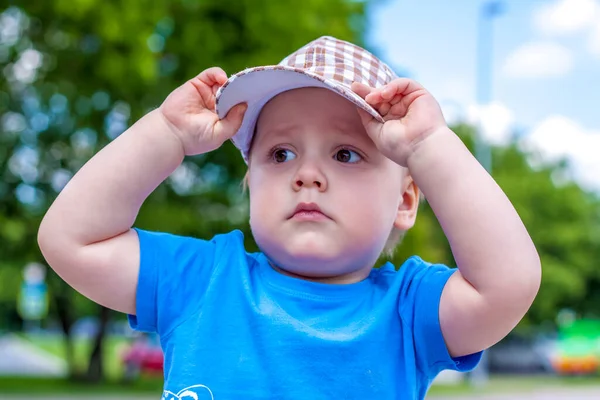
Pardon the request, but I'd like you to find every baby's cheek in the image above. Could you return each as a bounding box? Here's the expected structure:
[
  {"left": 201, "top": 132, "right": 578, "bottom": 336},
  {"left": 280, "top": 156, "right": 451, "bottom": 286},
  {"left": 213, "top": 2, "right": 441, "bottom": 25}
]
[
  {"left": 249, "top": 191, "right": 283, "bottom": 228},
  {"left": 249, "top": 201, "right": 269, "bottom": 229},
  {"left": 351, "top": 199, "right": 397, "bottom": 240}
]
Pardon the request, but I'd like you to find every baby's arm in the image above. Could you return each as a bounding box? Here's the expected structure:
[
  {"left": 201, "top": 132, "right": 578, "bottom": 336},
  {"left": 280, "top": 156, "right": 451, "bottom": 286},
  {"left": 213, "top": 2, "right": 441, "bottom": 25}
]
[
  {"left": 38, "top": 68, "right": 246, "bottom": 315},
  {"left": 353, "top": 79, "right": 541, "bottom": 358},
  {"left": 408, "top": 128, "right": 541, "bottom": 358},
  {"left": 38, "top": 110, "right": 184, "bottom": 314}
]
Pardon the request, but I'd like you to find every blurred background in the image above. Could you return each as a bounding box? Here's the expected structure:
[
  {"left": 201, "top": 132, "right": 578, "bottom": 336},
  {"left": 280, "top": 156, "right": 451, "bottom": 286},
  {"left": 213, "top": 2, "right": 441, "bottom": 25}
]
[{"left": 1, "top": 0, "right": 600, "bottom": 398}]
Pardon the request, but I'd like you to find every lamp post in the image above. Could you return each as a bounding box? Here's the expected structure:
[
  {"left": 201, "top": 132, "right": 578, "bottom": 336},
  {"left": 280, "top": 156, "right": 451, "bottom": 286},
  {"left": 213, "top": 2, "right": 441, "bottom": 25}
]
[
  {"left": 475, "top": 0, "right": 505, "bottom": 173},
  {"left": 468, "top": 0, "right": 505, "bottom": 388}
]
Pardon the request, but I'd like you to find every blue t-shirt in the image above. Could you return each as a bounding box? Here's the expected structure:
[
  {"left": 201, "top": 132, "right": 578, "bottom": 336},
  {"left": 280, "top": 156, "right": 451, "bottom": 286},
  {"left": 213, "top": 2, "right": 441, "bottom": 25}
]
[{"left": 129, "top": 229, "right": 481, "bottom": 400}]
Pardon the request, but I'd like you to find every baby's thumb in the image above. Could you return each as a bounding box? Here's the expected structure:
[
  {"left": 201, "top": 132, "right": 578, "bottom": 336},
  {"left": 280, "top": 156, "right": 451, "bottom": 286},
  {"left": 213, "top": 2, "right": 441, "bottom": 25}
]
[
  {"left": 356, "top": 107, "right": 382, "bottom": 140},
  {"left": 214, "top": 103, "right": 247, "bottom": 140}
]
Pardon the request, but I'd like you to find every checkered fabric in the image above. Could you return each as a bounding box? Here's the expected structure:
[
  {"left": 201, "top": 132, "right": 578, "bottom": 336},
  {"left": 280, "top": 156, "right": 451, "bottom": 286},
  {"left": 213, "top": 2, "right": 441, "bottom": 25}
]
[
  {"left": 281, "top": 36, "right": 397, "bottom": 89},
  {"left": 215, "top": 36, "right": 398, "bottom": 162}
]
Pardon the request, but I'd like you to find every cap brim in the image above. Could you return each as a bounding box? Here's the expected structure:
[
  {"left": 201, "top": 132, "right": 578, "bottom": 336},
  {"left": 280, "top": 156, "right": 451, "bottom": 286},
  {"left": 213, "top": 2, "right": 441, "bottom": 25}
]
[{"left": 215, "top": 66, "right": 384, "bottom": 163}]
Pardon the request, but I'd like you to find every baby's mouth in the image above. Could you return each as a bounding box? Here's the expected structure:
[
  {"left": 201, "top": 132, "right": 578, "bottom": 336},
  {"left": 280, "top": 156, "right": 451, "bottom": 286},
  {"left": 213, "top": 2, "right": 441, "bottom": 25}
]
[{"left": 288, "top": 202, "right": 331, "bottom": 220}]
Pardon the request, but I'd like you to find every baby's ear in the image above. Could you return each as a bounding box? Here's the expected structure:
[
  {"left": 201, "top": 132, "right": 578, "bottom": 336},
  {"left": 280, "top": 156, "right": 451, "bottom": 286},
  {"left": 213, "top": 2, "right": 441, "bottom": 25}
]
[{"left": 393, "top": 176, "right": 420, "bottom": 231}]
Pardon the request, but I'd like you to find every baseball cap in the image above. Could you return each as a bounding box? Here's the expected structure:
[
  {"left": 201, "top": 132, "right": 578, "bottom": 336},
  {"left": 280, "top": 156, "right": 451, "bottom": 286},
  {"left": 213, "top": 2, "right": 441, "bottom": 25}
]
[{"left": 215, "top": 36, "right": 398, "bottom": 163}]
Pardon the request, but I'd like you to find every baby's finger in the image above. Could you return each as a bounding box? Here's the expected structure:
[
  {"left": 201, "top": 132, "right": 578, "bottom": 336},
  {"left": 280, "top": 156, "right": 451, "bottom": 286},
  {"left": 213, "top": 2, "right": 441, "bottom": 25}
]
[
  {"left": 214, "top": 102, "right": 247, "bottom": 140},
  {"left": 387, "top": 78, "right": 426, "bottom": 97},
  {"left": 197, "top": 67, "right": 228, "bottom": 87},
  {"left": 355, "top": 107, "right": 383, "bottom": 142},
  {"left": 367, "top": 100, "right": 388, "bottom": 116},
  {"left": 388, "top": 101, "right": 410, "bottom": 119},
  {"left": 389, "top": 93, "right": 403, "bottom": 106},
  {"left": 378, "top": 102, "right": 391, "bottom": 116},
  {"left": 368, "top": 83, "right": 399, "bottom": 103},
  {"left": 365, "top": 90, "right": 384, "bottom": 105},
  {"left": 189, "top": 78, "right": 216, "bottom": 109},
  {"left": 351, "top": 82, "right": 374, "bottom": 100},
  {"left": 380, "top": 85, "right": 397, "bottom": 101},
  {"left": 366, "top": 78, "right": 425, "bottom": 103}
]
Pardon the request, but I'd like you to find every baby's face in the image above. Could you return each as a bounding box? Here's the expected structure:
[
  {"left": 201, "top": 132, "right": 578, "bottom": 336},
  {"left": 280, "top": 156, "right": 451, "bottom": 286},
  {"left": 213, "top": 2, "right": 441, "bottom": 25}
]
[{"left": 247, "top": 88, "right": 416, "bottom": 279}]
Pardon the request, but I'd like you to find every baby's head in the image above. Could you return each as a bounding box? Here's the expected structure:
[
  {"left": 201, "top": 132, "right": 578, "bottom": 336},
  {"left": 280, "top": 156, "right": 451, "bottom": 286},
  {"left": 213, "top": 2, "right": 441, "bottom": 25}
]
[
  {"left": 216, "top": 37, "right": 420, "bottom": 279},
  {"left": 246, "top": 87, "right": 419, "bottom": 278}
]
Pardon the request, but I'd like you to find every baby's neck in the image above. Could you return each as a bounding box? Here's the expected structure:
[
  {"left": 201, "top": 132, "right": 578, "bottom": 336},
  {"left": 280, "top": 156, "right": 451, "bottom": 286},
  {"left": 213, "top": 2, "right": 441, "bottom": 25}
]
[{"left": 269, "top": 262, "right": 371, "bottom": 284}]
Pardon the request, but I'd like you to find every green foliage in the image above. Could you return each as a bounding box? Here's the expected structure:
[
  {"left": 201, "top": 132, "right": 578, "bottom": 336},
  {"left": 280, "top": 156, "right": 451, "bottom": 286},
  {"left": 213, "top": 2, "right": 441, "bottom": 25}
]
[
  {"left": 384, "top": 124, "right": 600, "bottom": 327},
  {"left": 0, "top": 0, "right": 365, "bottom": 328},
  {"left": 494, "top": 145, "right": 600, "bottom": 325}
]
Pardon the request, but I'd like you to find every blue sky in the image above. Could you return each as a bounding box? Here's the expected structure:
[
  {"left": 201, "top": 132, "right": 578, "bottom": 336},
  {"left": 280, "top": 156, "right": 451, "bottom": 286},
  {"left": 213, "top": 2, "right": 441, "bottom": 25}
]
[{"left": 366, "top": 0, "right": 600, "bottom": 191}]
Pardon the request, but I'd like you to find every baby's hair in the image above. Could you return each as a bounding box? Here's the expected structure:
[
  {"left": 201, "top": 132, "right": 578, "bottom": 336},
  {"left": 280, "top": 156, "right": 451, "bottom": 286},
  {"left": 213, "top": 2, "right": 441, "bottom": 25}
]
[
  {"left": 241, "top": 170, "right": 250, "bottom": 193},
  {"left": 383, "top": 228, "right": 405, "bottom": 257}
]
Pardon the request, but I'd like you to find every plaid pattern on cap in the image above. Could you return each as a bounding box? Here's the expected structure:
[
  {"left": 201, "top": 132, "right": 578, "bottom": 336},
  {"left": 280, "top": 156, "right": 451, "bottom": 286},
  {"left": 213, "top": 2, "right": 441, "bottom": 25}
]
[
  {"left": 281, "top": 36, "right": 396, "bottom": 89},
  {"left": 215, "top": 36, "right": 398, "bottom": 163}
]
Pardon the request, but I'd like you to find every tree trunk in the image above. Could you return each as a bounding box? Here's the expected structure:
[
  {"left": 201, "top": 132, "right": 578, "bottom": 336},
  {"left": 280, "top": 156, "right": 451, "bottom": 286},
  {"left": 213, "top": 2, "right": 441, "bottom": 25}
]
[
  {"left": 54, "top": 280, "right": 77, "bottom": 379},
  {"left": 85, "top": 305, "right": 111, "bottom": 383}
]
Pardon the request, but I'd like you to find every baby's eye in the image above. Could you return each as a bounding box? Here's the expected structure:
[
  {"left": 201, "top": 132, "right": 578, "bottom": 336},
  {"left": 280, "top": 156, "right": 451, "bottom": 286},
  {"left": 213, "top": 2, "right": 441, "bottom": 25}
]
[
  {"left": 334, "top": 149, "right": 362, "bottom": 163},
  {"left": 272, "top": 148, "right": 296, "bottom": 163}
]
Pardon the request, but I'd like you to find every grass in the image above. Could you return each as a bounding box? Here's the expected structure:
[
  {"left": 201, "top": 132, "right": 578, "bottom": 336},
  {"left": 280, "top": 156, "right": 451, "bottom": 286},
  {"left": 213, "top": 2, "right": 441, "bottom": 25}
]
[
  {"left": 17, "top": 333, "right": 133, "bottom": 380},
  {"left": 2, "top": 333, "right": 163, "bottom": 395},
  {"left": 0, "top": 376, "right": 162, "bottom": 395},
  {"left": 427, "top": 374, "right": 600, "bottom": 396},
  {"left": 3, "top": 374, "right": 600, "bottom": 396}
]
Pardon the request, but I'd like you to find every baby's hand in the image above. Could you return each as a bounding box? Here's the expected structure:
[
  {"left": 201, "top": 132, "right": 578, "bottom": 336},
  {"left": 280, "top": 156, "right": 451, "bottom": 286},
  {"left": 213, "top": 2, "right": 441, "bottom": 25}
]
[
  {"left": 352, "top": 79, "right": 447, "bottom": 167},
  {"left": 159, "top": 67, "right": 247, "bottom": 156}
]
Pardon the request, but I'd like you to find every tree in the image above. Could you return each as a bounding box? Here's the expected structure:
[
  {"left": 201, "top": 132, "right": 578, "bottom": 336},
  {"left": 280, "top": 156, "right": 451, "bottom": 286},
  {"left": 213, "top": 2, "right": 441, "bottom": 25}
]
[
  {"left": 1, "top": 0, "right": 367, "bottom": 381},
  {"left": 385, "top": 124, "right": 600, "bottom": 328}
]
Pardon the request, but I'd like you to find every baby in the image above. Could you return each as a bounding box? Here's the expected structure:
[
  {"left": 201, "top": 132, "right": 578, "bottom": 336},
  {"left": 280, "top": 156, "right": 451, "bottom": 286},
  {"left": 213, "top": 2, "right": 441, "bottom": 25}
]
[{"left": 38, "top": 36, "right": 541, "bottom": 399}]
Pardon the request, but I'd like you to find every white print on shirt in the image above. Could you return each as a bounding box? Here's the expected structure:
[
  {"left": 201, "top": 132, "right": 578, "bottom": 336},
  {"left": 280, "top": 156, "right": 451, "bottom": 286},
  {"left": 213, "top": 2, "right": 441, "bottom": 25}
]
[{"left": 162, "top": 384, "right": 214, "bottom": 400}]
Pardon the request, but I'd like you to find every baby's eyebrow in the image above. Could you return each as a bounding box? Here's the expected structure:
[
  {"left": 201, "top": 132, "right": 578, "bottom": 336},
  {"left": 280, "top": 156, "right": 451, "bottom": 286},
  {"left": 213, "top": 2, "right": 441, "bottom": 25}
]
[
  {"left": 251, "top": 127, "right": 286, "bottom": 147},
  {"left": 258, "top": 122, "right": 302, "bottom": 137},
  {"left": 330, "top": 123, "right": 370, "bottom": 141}
]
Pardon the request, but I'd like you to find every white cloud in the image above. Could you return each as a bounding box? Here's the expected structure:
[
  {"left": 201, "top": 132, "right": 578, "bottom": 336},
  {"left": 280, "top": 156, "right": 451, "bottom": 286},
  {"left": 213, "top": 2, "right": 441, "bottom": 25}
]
[
  {"left": 439, "top": 99, "right": 515, "bottom": 146},
  {"left": 503, "top": 42, "right": 573, "bottom": 78},
  {"left": 520, "top": 116, "right": 600, "bottom": 191},
  {"left": 534, "top": 0, "right": 599, "bottom": 36},
  {"left": 466, "top": 102, "right": 515, "bottom": 146},
  {"left": 588, "top": 22, "right": 600, "bottom": 56},
  {"left": 436, "top": 79, "right": 473, "bottom": 106},
  {"left": 436, "top": 78, "right": 474, "bottom": 126},
  {"left": 533, "top": 0, "right": 600, "bottom": 59},
  {"left": 440, "top": 100, "right": 464, "bottom": 127}
]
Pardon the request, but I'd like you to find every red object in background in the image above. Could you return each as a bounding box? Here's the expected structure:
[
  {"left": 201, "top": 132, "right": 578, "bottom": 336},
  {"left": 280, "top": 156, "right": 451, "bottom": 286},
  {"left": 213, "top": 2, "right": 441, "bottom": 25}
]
[{"left": 122, "top": 334, "right": 164, "bottom": 376}]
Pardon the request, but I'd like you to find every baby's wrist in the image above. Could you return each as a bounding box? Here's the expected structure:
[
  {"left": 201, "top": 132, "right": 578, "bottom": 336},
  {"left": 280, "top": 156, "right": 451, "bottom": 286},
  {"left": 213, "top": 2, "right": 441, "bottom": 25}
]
[
  {"left": 406, "top": 127, "right": 458, "bottom": 171},
  {"left": 149, "top": 108, "right": 187, "bottom": 159}
]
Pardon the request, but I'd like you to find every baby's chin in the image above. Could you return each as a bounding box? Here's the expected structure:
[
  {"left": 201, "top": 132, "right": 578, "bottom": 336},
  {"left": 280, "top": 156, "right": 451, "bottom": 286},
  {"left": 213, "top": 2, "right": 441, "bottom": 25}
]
[
  {"left": 282, "top": 247, "right": 340, "bottom": 266},
  {"left": 253, "top": 226, "right": 382, "bottom": 275},
  {"left": 263, "top": 238, "right": 367, "bottom": 276},
  {"left": 277, "top": 232, "right": 346, "bottom": 258}
]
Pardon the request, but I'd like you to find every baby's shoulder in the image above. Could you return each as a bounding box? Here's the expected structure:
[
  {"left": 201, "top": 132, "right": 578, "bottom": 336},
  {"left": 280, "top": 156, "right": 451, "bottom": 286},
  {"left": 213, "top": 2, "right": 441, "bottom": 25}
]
[
  {"left": 374, "top": 256, "right": 453, "bottom": 281},
  {"left": 370, "top": 256, "right": 455, "bottom": 303}
]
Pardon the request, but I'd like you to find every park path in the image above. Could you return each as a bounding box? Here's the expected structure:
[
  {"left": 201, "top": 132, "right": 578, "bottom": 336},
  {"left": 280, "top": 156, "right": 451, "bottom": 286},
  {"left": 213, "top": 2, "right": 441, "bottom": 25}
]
[{"left": 5, "top": 385, "right": 600, "bottom": 399}]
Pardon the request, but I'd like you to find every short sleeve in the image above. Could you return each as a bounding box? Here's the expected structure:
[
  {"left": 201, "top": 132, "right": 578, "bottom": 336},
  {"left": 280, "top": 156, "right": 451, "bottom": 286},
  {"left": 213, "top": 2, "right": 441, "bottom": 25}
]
[
  {"left": 398, "top": 257, "right": 482, "bottom": 376},
  {"left": 128, "top": 229, "right": 225, "bottom": 337}
]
